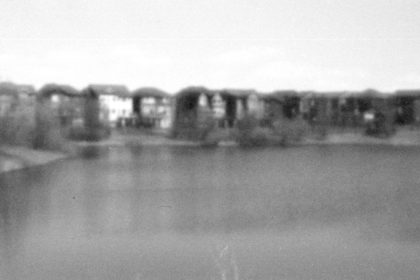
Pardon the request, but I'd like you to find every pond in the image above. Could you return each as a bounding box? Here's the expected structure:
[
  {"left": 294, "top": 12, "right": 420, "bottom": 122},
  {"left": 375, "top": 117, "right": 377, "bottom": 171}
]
[{"left": 1, "top": 145, "right": 420, "bottom": 280}]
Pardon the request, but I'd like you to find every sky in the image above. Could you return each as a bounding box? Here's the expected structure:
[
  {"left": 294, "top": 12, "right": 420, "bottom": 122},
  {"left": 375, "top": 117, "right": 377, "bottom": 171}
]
[{"left": 0, "top": 0, "right": 420, "bottom": 93}]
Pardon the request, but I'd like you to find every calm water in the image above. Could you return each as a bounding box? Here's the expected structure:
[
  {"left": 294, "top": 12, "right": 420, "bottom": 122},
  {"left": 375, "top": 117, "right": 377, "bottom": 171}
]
[{"left": 1, "top": 145, "right": 420, "bottom": 280}]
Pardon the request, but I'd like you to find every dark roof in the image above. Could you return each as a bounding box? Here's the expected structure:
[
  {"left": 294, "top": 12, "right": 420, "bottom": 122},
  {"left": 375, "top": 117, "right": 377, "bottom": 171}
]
[
  {"left": 38, "top": 83, "right": 80, "bottom": 98},
  {"left": 395, "top": 89, "right": 420, "bottom": 97},
  {"left": 360, "top": 89, "right": 386, "bottom": 98},
  {"left": 306, "top": 91, "right": 349, "bottom": 98},
  {"left": 176, "top": 86, "right": 213, "bottom": 98},
  {"left": 17, "top": 84, "right": 36, "bottom": 96},
  {"left": 0, "top": 82, "right": 19, "bottom": 96},
  {"left": 343, "top": 89, "right": 390, "bottom": 99},
  {"left": 131, "top": 87, "right": 169, "bottom": 98},
  {"left": 85, "top": 84, "right": 130, "bottom": 98},
  {"left": 262, "top": 90, "right": 298, "bottom": 101},
  {"left": 218, "top": 89, "right": 258, "bottom": 98}
]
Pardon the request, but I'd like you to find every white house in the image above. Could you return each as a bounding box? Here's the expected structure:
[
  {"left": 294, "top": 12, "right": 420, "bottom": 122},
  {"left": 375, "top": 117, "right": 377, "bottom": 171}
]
[
  {"left": 131, "top": 87, "right": 173, "bottom": 129},
  {"left": 88, "top": 85, "right": 132, "bottom": 126},
  {"left": 247, "top": 92, "right": 264, "bottom": 119}
]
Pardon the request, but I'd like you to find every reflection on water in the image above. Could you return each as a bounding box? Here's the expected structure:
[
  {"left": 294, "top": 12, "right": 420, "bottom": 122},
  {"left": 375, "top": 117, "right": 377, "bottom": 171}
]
[{"left": 1, "top": 145, "right": 420, "bottom": 279}]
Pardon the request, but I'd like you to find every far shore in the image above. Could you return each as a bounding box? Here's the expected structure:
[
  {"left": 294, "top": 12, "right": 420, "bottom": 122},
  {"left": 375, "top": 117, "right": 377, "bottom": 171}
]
[{"left": 1, "top": 127, "right": 420, "bottom": 174}]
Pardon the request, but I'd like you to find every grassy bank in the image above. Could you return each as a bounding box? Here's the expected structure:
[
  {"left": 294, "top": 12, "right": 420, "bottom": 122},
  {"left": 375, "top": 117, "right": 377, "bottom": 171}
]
[
  {"left": 304, "top": 127, "right": 420, "bottom": 146},
  {"left": 72, "top": 125, "right": 420, "bottom": 148},
  {"left": 2, "top": 126, "right": 420, "bottom": 174},
  {"left": 0, "top": 145, "right": 67, "bottom": 174}
]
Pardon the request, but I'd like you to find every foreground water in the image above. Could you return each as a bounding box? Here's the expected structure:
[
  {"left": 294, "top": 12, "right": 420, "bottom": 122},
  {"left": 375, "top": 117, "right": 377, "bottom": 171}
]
[{"left": 1, "top": 145, "right": 420, "bottom": 280}]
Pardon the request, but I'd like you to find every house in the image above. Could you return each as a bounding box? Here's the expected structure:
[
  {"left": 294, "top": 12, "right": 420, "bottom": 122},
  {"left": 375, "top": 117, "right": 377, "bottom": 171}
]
[
  {"left": 173, "top": 87, "right": 263, "bottom": 138},
  {"left": 395, "top": 90, "right": 420, "bottom": 125},
  {"left": 336, "top": 91, "right": 361, "bottom": 127},
  {"left": 16, "top": 84, "right": 36, "bottom": 101},
  {"left": 261, "top": 90, "right": 301, "bottom": 126},
  {"left": 83, "top": 84, "right": 132, "bottom": 127},
  {"left": 361, "top": 89, "right": 396, "bottom": 135},
  {"left": 304, "top": 91, "right": 347, "bottom": 126},
  {"left": 172, "top": 86, "right": 214, "bottom": 139},
  {"left": 37, "top": 83, "right": 82, "bottom": 127},
  {"left": 339, "top": 89, "right": 395, "bottom": 135},
  {"left": 216, "top": 89, "right": 261, "bottom": 128},
  {"left": 131, "top": 87, "right": 173, "bottom": 129},
  {"left": 0, "top": 82, "right": 19, "bottom": 117},
  {"left": 247, "top": 91, "right": 264, "bottom": 119}
]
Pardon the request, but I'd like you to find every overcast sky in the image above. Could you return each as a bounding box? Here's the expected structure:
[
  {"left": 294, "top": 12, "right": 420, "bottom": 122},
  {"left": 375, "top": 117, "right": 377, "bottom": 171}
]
[{"left": 0, "top": 0, "right": 419, "bottom": 93}]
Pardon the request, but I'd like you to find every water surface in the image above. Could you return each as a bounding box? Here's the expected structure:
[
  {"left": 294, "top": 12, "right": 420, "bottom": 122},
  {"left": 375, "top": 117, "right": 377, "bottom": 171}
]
[{"left": 1, "top": 145, "right": 420, "bottom": 280}]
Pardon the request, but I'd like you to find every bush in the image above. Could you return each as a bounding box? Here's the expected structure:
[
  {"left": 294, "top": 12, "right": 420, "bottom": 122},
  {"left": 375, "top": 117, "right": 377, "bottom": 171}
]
[
  {"left": 0, "top": 100, "right": 72, "bottom": 151},
  {"left": 201, "top": 129, "right": 233, "bottom": 146},
  {"left": 234, "top": 115, "right": 275, "bottom": 146},
  {"left": 233, "top": 115, "right": 311, "bottom": 147},
  {"left": 68, "top": 124, "right": 111, "bottom": 142},
  {"left": 236, "top": 127, "right": 274, "bottom": 147},
  {"left": 272, "top": 116, "right": 310, "bottom": 144},
  {"left": 0, "top": 102, "right": 37, "bottom": 147},
  {"left": 196, "top": 113, "right": 216, "bottom": 141},
  {"left": 32, "top": 102, "right": 65, "bottom": 150},
  {"left": 172, "top": 108, "right": 216, "bottom": 141}
]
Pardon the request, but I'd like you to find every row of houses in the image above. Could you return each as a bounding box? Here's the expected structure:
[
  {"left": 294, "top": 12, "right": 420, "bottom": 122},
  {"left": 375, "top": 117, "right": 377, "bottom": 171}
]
[
  {"left": 0, "top": 82, "right": 173, "bottom": 128},
  {"left": 1, "top": 82, "right": 420, "bottom": 140},
  {"left": 173, "top": 87, "right": 420, "bottom": 138}
]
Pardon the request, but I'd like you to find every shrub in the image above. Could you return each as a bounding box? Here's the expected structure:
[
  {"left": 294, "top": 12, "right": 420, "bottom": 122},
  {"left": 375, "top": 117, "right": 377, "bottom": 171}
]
[
  {"left": 0, "top": 100, "right": 70, "bottom": 151},
  {"left": 0, "top": 101, "right": 37, "bottom": 147},
  {"left": 233, "top": 115, "right": 311, "bottom": 147},
  {"left": 272, "top": 116, "right": 310, "bottom": 144},
  {"left": 32, "top": 101, "right": 66, "bottom": 150},
  {"left": 68, "top": 124, "right": 111, "bottom": 142},
  {"left": 172, "top": 107, "right": 216, "bottom": 141},
  {"left": 234, "top": 115, "right": 274, "bottom": 146},
  {"left": 196, "top": 113, "right": 216, "bottom": 141},
  {"left": 236, "top": 126, "right": 274, "bottom": 147},
  {"left": 201, "top": 128, "right": 232, "bottom": 146}
]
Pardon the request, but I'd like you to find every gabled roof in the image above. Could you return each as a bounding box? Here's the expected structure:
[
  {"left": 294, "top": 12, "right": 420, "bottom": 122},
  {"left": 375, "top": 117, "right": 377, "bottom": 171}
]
[
  {"left": 131, "top": 87, "right": 169, "bottom": 98},
  {"left": 86, "top": 84, "right": 130, "bottom": 98},
  {"left": 262, "top": 90, "right": 298, "bottom": 101},
  {"left": 342, "top": 89, "right": 391, "bottom": 99},
  {"left": 218, "top": 88, "right": 258, "bottom": 98},
  {"left": 359, "top": 89, "right": 387, "bottom": 98},
  {"left": 302, "top": 91, "right": 349, "bottom": 99},
  {"left": 176, "top": 86, "right": 213, "bottom": 98},
  {"left": 16, "top": 84, "right": 36, "bottom": 96},
  {"left": 38, "top": 83, "right": 80, "bottom": 98},
  {"left": 0, "top": 82, "right": 19, "bottom": 96},
  {"left": 395, "top": 89, "right": 420, "bottom": 97}
]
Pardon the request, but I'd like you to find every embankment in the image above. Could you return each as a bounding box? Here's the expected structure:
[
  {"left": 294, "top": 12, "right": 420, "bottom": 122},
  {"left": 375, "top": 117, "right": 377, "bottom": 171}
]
[
  {"left": 305, "top": 128, "right": 420, "bottom": 146},
  {"left": 2, "top": 128, "right": 420, "bottom": 174},
  {"left": 0, "top": 145, "right": 66, "bottom": 174}
]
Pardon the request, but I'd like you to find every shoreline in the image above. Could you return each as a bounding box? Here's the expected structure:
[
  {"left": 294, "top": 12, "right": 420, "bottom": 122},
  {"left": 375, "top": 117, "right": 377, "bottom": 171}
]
[
  {"left": 302, "top": 133, "right": 420, "bottom": 147},
  {"left": 0, "top": 145, "right": 67, "bottom": 174},
  {"left": 2, "top": 128, "right": 420, "bottom": 174},
  {"left": 75, "top": 128, "right": 420, "bottom": 148},
  {"left": 304, "top": 129, "right": 420, "bottom": 147}
]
